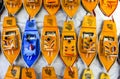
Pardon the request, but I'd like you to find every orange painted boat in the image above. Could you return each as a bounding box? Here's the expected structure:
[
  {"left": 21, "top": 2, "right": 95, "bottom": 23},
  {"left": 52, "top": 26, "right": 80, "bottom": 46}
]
[
  {"left": 63, "top": 67, "right": 78, "bottom": 79},
  {"left": 43, "top": 0, "right": 60, "bottom": 15},
  {"left": 21, "top": 68, "right": 36, "bottom": 79},
  {"left": 42, "top": 67, "right": 57, "bottom": 79},
  {"left": 98, "top": 20, "right": 118, "bottom": 72},
  {"left": 82, "top": 68, "right": 94, "bottom": 79},
  {"left": 23, "top": 0, "right": 42, "bottom": 18},
  {"left": 60, "top": 21, "right": 77, "bottom": 67},
  {"left": 99, "top": 0, "right": 118, "bottom": 16},
  {"left": 60, "top": 21, "right": 78, "bottom": 79},
  {"left": 78, "top": 15, "right": 97, "bottom": 67},
  {"left": 61, "top": 0, "right": 80, "bottom": 18},
  {"left": 4, "top": 0, "right": 22, "bottom": 15},
  {"left": 41, "top": 15, "right": 60, "bottom": 65},
  {"left": 4, "top": 65, "right": 21, "bottom": 79},
  {"left": 1, "top": 16, "right": 21, "bottom": 65},
  {"left": 82, "top": 0, "right": 98, "bottom": 12}
]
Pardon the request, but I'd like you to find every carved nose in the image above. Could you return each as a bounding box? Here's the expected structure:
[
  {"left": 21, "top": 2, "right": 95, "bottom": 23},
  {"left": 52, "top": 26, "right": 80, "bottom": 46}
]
[{"left": 30, "top": 44, "right": 34, "bottom": 50}]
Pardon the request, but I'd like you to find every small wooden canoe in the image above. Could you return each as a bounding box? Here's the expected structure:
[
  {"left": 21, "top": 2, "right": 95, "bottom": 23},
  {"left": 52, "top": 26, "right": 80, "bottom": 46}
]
[
  {"left": 21, "top": 20, "right": 40, "bottom": 68},
  {"left": 82, "top": 0, "right": 98, "bottom": 12},
  {"left": 4, "top": 65, "right": 21, "bottom": 79},
  {"left": 43, "top": 0, "right": 60, "bottom": 15},
  {"left": 0, "top": 0, "right": 4, "bottom": 15},
  {"left": 100, "top": 73, "right": 110, "bottom": 79},
  {"left": 63, "top": 67, "right": 78, "bottom": 79},
  {"left": 82, "top": 68, "right": 94, "bottom": 79},
  {"left": 61, "top": 0, "right": 80, "bottom": 18},
  {"left": 23, "top": 0, "right": 42, "bottom": 18},
  {"left": 78, "top": 15, "right": 97, "bottom": 67},
  {"left": 21, "top": 68, "right": 36, "bottom": 79},
  {"left": 99, "top": 0, "right": 118, "bottom": 16},
  {"left": 4, "top": 0, "right": 22, "bottom": 15},
  {"left": 60, "top": 21, "right": 77, "bottom": 67},
  {"left": 41, "top": 15, "right": 60, "bottom": 65},
  {"left": 1, "top": 16, "right": 21, "bottom": 65},
  {"left": 42, "top": 67, "right": 57, "bottom": 79},
  {"left": 98, "top": 20, "right": 118, "bottom": 72}
]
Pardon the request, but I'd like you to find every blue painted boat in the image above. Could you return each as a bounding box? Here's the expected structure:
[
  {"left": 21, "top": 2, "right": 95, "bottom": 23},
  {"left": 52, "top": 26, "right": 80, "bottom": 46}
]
[
  {"left": 22, "top": 20, "right": 40, "bottom": 68},
  {"left": 0, "top": 0, "right": 4, "bottom": 15}
]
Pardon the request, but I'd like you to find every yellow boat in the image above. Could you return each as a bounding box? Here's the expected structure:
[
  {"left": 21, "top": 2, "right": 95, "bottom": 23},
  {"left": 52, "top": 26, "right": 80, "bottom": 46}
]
[
  {"left": 60, "top": 21, "right": 77, "bottom": 67},
  {"left": 99, "top": 0, "right": 118, "bottom": 16},
  {"left": 43, "top": 0, "right": 60, "bottom": 15},
  {"left": 4, "top": 0, "right": 22, "bottom": 15},
  {"left": 21, "top": 68, "right": 36, "bottom": 79},
  {"left": 41, "top": 15, "right": 60, "bottom": 65},
  {"left": 61, "top": 0, "right": 80, "bottom": 18},
  {"left": 23, "top": 0, "right": 42, "bottom": 18},
  {"left": 78, "top": 15, "right": 97, "bottom": 67},
  {"left": 63, "top": 67, "right": 78, "bottom": 79},
  {"left": 82, "top": 0, "right": 98, "bottom": 12},
  {"left": 4, "top": 65, "right": 21, "bottom": 79},
  {"left": 82, "top": 68, "right": 94, "bottom": 79},
  {"left": 98, "top": 20, "right": 118, "bottom": 72},
  {"left": 42, "top": 67, "right": 57, "bottom": 79},
  {"left": 100, "top": 73, "right": 110, "bottom": 79},
  {"left": 1, "top": 16, "right": 21, "bottom": 65}
]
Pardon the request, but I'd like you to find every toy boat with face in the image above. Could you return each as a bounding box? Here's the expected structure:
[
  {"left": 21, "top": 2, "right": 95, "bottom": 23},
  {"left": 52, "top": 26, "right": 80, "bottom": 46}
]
[
  {"left": 82, "top": 0, "right": 98, "bottom": 12},
  {"left": 23, "top": 0, "right": 42, "bottom": 18},
  {"left": 98, "top": 20, "right": 118, "bottom": 72},
  {"left": 43, "top": 0, "right": 60, "bottom": 15},
  {"left": 100, "top": 73, "right": 110, "bottom": 79},
  {"left": 60, "top": 21, "right": 78, "bottom": 79},
  {"left": 99, "top": 0, "right": 118, "bottom": 16},
  {"left": 0, "top": 0, "right": 4, "bottom": 15},
  {"left": 82, "top": 68, "right": 94, "bottom": 79},
  {"left": 78, "top": 15, "right": 97, "bottom": 67},
  {"left": 61, "top": 0, "right": 80, "bottom": 18},
  {"left": 60, "top": 21, "right": 77, "bottom": 67},
  {"left": 1, "top": 16, "right": 21, "bottom": 65},
  {"left": 4, "top": 0, "right": 22, "bottom": 15},
  {"left": 41, "top": 15, "right": 60, "bottom": 65},
  {"left": 22, "top": 20, "right": 40, "bottom": 68}
]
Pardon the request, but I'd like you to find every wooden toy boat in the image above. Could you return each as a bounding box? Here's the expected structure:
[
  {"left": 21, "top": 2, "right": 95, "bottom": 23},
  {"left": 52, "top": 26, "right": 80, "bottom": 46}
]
[
  {"left": 63, "top": 67, "right": 78, "bottom": 79},
  {"left": 22, "top": 68, "right": 36, "bottom": 79},
  {"left": 82, "top": 68, "right": 94, "bottom": 79},
  {"left": 1, "top": 16, "right": 21, "bottom": 65},
  {"left": 0, "top": 0, "right": 4, "bottom": 15},
  {"left": 98, "top": 20, "right": 118, "bottom": 72},
  {"left": 43, "top": 0, "right": 60, "bottom": 15},
  {"left": 99, "top": 0, "right": 118, "bottom": 16},
  {"left": 4, "top": 65, "right": 21, "bottom": 79},
  {"left": 60, "top": 21, "right": 77, "bottom": 67},
  {"left": 60, "top": 21, "right": 78, "bottom": 79},
  {"left": 100, "top": 73, "right": 110, "bottom": 79},
  {"left": 41, "top": 15, "right": 60, "bottom": 65},
  {"left": 23, "top": 0, "right": 42, "bottom": 18},
  {"left": 22, "top": 20, "right": 40, "bottom": 68},
  {"left": 78, "top": 15, "right": 97, "bottom": 67},
  {"left": 60, "top": 0, "right": 80, "bottom": 18},
  {"left": 4, "top": 0, "right": 22, "bottom": 15},
  {"left": 42, "top": 67, "right": 57, "bottom": 79},
  {"left": 82, "top": 0, "right": 98, "bottom": 12}
]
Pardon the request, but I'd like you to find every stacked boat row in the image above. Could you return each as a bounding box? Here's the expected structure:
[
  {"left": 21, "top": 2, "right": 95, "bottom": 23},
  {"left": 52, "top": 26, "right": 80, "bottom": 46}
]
[{"left": 0, "top": 0, "right": 119, "bottom": 79}]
